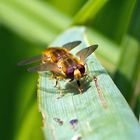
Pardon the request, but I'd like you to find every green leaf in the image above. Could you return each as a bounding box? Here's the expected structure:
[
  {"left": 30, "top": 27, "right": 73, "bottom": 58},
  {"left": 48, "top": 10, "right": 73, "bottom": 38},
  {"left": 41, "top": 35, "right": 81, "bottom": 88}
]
[
  {"left": 86, "top": 28, "right": 121, "bottom": 73},
  {"left": 129, "top": 0, "right": 140, "bottom": 41},
  {"left": 38, "top": 27, "right": 140, "bottom": 140},
  {"left": 0, "top": 1, "right": 71, "bottom": 43},
  {"left": 46, "top": 0, "right": 86, "bottom": 16},
  {"left": 133, "top": 75, "right": 140, "bottom": 118},
  {"left": 92, "top": 0, "right": 136, "bottom": 44},
  {"left": 14, "top": 100, "right": 44, "bottom": 140},
  {"left": 73, "top": 0, "right": 108, "bottom": 25},
  {"left": 114, "top": 36, "right": 140, "bottom": 102}
]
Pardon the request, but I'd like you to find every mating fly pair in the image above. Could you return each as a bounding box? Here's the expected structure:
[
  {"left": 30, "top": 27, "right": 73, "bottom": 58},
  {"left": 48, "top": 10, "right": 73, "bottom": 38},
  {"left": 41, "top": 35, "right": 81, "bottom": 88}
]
[{"left": 18, "top": 41, "right": 98, "bottom": 93}]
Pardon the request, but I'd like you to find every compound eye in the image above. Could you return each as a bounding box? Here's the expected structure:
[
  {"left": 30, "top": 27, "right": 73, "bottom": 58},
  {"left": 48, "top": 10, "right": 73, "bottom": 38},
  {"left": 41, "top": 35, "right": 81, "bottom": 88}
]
[
  {"left": 66, "top": 67, "right": 74, "bottom": 78},
  {"left": 77, "top": 64, "right": 85, "bottom": 74}
]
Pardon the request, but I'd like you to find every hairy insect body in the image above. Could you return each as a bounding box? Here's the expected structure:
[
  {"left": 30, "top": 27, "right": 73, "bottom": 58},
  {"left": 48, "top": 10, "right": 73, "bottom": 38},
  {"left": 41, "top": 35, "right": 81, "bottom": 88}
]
[
  {"left": 18, "top": 41, "right": 98, "bottom": 93},
  {"left": 43, "top": 48, "right": 85, "bottom": 80}
]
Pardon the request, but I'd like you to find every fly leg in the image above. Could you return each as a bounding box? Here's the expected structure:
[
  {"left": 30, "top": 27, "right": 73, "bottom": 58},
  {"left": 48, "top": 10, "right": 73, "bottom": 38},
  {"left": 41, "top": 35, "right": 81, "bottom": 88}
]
[
  {"left": 53, "top": 77, "right": 63, "bottom": 98},
  {"left": 77, "top": 80, "right": 83, "bottom": 94},
  {"left": 54, "top": 78, "right": 58, "bottom": 87},
  {"left": 65, "top": 78, "right": 74, "bottom": 85},
  {"left": 69, "top": 79, "right": 74, "bottom": 82},
  {"left": 56, "top": 79, "right": 64, "bottom": 99}
]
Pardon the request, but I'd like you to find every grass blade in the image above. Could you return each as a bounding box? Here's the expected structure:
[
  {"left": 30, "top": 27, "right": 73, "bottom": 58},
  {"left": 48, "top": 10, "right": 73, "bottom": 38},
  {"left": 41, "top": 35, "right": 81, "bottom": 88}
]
[
  {"left": 73, "top": 0, "right": 108, "bottom": 25},
  {"left": 91, "top": 0, "right": 136, "bottom": 44},
  {"left": 87, "top": 28, "right": 121, "bottom": 73},
  {"left": 0, "top": 1, "right": 71, "bottom": 43},
  {"left": 38, "top": 27, "right": 140, "bottom": 140},
  {"left": 114, "top": 36, "right": 139, "bottom": 102}
]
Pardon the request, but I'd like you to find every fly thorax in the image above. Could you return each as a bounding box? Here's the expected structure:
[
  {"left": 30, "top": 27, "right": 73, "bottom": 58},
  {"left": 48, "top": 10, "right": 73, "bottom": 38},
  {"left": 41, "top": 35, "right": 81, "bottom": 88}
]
[{"left": 74, "top": 69, "right": 82, "bottom": 80}]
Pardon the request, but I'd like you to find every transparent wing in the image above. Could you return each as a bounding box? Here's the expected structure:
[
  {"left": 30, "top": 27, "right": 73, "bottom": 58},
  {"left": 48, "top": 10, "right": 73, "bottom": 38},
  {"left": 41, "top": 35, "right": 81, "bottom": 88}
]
[
  {"left": 27, "top": 62, "right": 58, "bottom": 72},
  {"left": 76, "top": 45, "right": 98, "bottom": 62},
  {"left": 18, "top": 55, "right": 42, "bottom": 66},
  {"left": 62, "top": 40, "right": 81, "bottom": 51}
]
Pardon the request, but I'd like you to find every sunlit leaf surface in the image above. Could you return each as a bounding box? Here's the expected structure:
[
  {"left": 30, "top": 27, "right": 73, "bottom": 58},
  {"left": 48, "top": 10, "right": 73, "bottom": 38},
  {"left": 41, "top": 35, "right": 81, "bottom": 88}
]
[{"left": 38, "top": 27, "right": 140, "bottom": 140}]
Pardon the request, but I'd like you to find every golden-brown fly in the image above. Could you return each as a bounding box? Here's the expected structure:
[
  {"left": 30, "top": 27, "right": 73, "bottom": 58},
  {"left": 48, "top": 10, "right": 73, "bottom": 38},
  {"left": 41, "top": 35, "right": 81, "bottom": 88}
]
[{"left": 18, "top": 41, "right": 98, "bottom": 93}]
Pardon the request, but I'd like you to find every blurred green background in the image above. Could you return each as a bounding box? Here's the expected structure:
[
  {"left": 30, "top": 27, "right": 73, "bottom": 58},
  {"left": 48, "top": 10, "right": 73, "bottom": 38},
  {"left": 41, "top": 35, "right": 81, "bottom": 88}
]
[{"left": 0, "top": 0, "right": 139, "bottom": 140}]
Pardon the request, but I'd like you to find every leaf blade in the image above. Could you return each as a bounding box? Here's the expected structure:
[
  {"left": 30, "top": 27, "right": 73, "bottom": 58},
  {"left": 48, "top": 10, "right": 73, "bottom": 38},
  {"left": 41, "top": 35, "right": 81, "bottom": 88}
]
[{"left": 38, "top": 27, "right": 140, "bottom": 140}]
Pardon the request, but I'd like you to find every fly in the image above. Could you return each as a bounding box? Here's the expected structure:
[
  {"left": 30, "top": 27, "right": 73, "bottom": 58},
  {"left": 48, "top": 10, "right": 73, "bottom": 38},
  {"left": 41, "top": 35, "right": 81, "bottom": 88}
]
[{"left": 18, "top": 41, "right": 98, "bottom": 94}]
